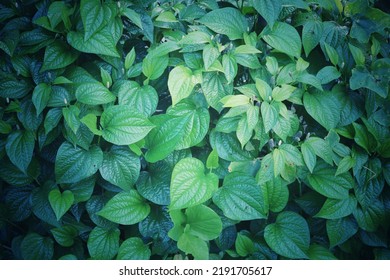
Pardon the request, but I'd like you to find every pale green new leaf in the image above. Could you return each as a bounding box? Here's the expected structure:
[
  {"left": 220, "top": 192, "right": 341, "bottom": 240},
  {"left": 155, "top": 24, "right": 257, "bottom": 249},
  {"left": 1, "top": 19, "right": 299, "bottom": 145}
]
[
  {"left": 168, "top": 65, "right": 196, "bottom": 106},
  {"left": 48, "top": 189, "right": 74, "bottom": 221}
]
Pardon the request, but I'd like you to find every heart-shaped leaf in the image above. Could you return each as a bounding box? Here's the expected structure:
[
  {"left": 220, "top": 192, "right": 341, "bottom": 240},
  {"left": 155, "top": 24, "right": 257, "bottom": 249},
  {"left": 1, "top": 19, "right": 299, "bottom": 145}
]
[
  {"left": 170, "top": 158, "right": 218, "bottom": 210},
  {"left": 48, "top": 189, "right": 74, "bottom": 221}
]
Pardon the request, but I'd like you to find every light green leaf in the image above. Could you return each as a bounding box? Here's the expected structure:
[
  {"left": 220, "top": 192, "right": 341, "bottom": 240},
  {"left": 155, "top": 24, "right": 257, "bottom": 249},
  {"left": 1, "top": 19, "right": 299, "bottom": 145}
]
[
  {"left": 80, "top": 114, "right": 102, "bottom": 136},
  {"left": 185, "top": 204, "right": 222, "bottom": 240},
  {"left": 307, "top": 244, "right": 338, "bottom": 260},
  {"left": 97, "top": 190, "right": 150, "bottom": 225},
  {"left": 199, "top": 8, "right": 248, "bottom": 40},
  {"left": 99, "top": 146, "right": 140, "bottom": 191},
  {"left": 125, "top": 47, "right": 135, "bottom": 70},
  {"left": 117, "top": 237, "right": 151, "bottom": 260},
  {"left": 264, "top": 211, "right": 310, "bottom": 259},
  {"left": 202, "top": 71, "right": 233, "bottom": 111},
  {"left": 76, "top": 82, "right": 116, "bottom": 105},
  {"left": 235, "top": 233, "right": 254, "bottom": 257},
  {"left": 170, "top": 158, "right": 218, "bottom": 210},
  {"left": 272, "top": 85, "right": 296, "bottom": 102},
  {"left": 156, "top": 10, "right": 178, "bottom": 22},
  {"left": 87, "top": 227, "right": 120, "bottom": 260},
  {"left": 213, "top": 172, "right": 268, "bottom": 220},
  {"left": 324, "top": 43, "right": 339, "bottom": 66},
  {"left": 261, "top": 22, "right": 302, "bottom": 58},
  {"left": 263, "top": 176, "right": 289, "bottom": 213},
  {"left": 315, "top": 195, "right": 357, "bottom": 219},
  {"left": 177, "top": 232, "right": 209, "bottom": 260},
  {"left": 62, "top": 105, "right": 80, "bottom": 135},
  {"left": 32, "top": 83, "right": 51, "bottom": 116},
  {"left": 251, "top": 0, "right": 282, "bottom": 28},
  {"left": 41, "top": 41, "right": 79, "bottom": 72},
  {"left": 335, "top": 155, "right": 356, "bottom": 176},
  {"left": 301, "top": 142, "right": 316, "bottom": 173},
  {"left": 206, "top": 149, "right": 219, "bottom": 169},
  {"left": 6, "top": 130, "right": 35, "bottom": 174},
  {"left": 255, "top": 78, "right": 272, "bottom": 101},
  {"left": 100, "top": 105, "right": 155, "bottom": 145},
  {"left": 179, "top": 31, "right": 211, "bottom": 45},
  {"left": 220, "top": 95, "right": 250, "bottom": 108},
  {"left": 142, "top": 53, "right": 168, "bottom": 80},
  {"left": 261, "top": 102, "right": 278, "bottom": 133},
  {"left": 168, "top": 65, "right": 197, "bottom": 106},
  {"left": 203, "top": 44, "right": 220, "bottom": 70},
  {"left": 305, "top": 137, "right": 333, "bottom": 165},
  {"left": 348, "top": 43, "right": 365, "bottom": 66},
  {"left": 222, "top": 54, "right": 237, "bottom": 84},
  {"left": 48, "top": 189, "right": 74, "bottom": 221},
  {"left": 55, "top": 141, "right": 103, "bottom": 184},
  {"left": 273, "top": 148, "right": 285, "bottom": 177},
  {"left": 307, "top": 161, "right": 353, "bottom": 199}
]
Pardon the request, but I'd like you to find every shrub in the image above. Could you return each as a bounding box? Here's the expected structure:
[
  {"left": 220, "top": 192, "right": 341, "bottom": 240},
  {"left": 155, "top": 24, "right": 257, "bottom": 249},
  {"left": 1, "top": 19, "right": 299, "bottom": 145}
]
[{"left": 0, "top": 0, "right": 389, "bottom": 260}]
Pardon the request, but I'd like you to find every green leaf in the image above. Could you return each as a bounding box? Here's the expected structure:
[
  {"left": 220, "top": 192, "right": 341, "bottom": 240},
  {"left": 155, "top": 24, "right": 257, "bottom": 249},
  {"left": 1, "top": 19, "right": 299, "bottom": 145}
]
[
  {"left": 21, "top": 233, "right": 54, "bottom": 260},
  {"left": 303, "top": 90, "right": 342, "bottom": 130},
  {"left": 41, "top": 41, "right": 79, "bottom": 72},
  {"left": 316, "top": 66, "right": 341, "bottom": 84},
  {"left": 326, "top": 217, "right": 358, "bottom": 247},
  {"left": 220, "top": 95, "right": 250, "bottom": 108},
  {"left": 199, "top": 8, "right": 248, "bottom": 40},
  {"left": 170, "top": 157, "right": 218, "bottom": 210},
  {"left": 301, "top": 142, "right": 316, "bottom": 173},
  {"left": 179, "top": 31, "right": 211, "bottom": 45},
  {"left": 315, "top": 195, "right": 357, "bottom": 219},
  {"left": 97, "top": 190, "right": 150, "bottom": 225},
  {"left": 142, "top": 53, "right": 169, "bottom": 80},
  {"left": 62, "top": 105, "right": 80, "bottom": 135},
  {"left": 48, "top": 189, "right": 74, "bottom": 221},
  {"left": 335, "top": 155, "right": 356, "bottom": 176},
  {"left": 350, "top": 68, "right": 387, "bottom": 98},
  {"left": 55, "top": 141, "right": 103, "bottom": 184},
  {"left": 307, "top": 244, "right": 337, "bottom": 260},
  {"left": 213, "top": 172, "right": 268, "bottom": 220},
  {"left": 261, "top": 102, "right": 278, "bottom": 133},
  {"left": 264, "top": 211, "right": 310, "bottom": 259},
  {"left": 263, "top": 176, "right": 289, "bottom": 213},
  {"left": 261, "top": 22, "right": 302, "bottom": 58},
  {"left": 273, "top": 148, "right": 285, "bottom": 177},
  {"left": 302, "top": 20, "right": 323, "bottom": 56},
  {"left": 324, "top": 43, "right": 339, "bottom": 66},
  {"left": 353, "top": 122, "right": 376, "bottom": 153},
  {"left": 348, "top": 43, "right": 365, "bottom": 66},
  {"left": 251, "top": 0, "right": 282, "bottom": 28},
  {"left": 51, "top": 226, "right": 78, "bottom": 247},
  {"left": 100, "top": 105, "right": 155, "bottom": 145},
  {"left": 117, "top": 237, "right": 151, "bottom": 260},
  {"left": 235, "top": 233, "right": 254, "bottom": 257},
  {"left": 99, "top": 146, "right": 140, "bottom": 191},
  {"left": 125, "top": 47, "right": 136, "bottom": 70},
  {"left": 305, "top": 137, "right": 333, "bottom": 165},
  {"left": 307, "top": 161, "right": 353, "bottom": 199},
  {"left": 87, "top": 227, "right": 120, "bottom": 260},
  {"left": 80, "top": 114, "right": 102, "bottom": 136},
  {"left": 168, "top": 65, "right": 197, "bottom": 106},
  {"left": 32, "top": 83, "right": 51, "bottom": 115},
  {"left": 6, "top": 130, "right": 35, "bottom": 174},
  {"left": 177, "top": 232, "right": 209, "bottom": 260},
  {"left": 80, "top": 0, "right": 105, "bottom": 41},
  {"left": 203, "top": 44, "right": 220, "bottom": 70},
  {"left": 156, "top": 10, "right": 178, "bottom": 22},
  {"left": 75, "top": 82, "right": 116, "bottom": 105},
  {"left": 202, "top": 71, "right": 233, "bottom": 111},
  {"left": 206, "top": 149, "right": 219, "bottom": 169},
  {"left": 272, "top": 85, "right": 296, "bottom": 102},
  {"left": 117, "top": 82, "right": 158, "bottom": 117},
  {"left": 222, "top": 54, "right": 237, "bottom": 84},
  {"left": 185, "top": 204, "right": 222, "bottom": 240}
]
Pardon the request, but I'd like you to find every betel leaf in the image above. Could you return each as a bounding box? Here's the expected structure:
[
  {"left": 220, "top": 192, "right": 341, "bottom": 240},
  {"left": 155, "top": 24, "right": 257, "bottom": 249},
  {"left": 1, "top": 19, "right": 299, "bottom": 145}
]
[
  {"left": 55, "top": 141, "right": 103, "bottom": 184},
  {"left": 251, "top": 0, "right": 282, "bottom": 28},
  {"left": 185, "top": 204, "right": 222, "bottom": 240},
  {"left": 306, "top": 161, "right": 353, "bottom": 199},
  {"left": 261, "top": 22, "right": 302, "bottom": 58},
  {"left": 75, "top": 82, "right": 116, "bottom": 105},
  {"left": 80, "top": 0, "right": 105, "bottom": 41},
  {"left": 20, "top": 233, "right": 54, "bottom": 260},
  {"left": 117, "top": 237, "right": 151, "bottom": 260},
  {"left": 97, "top": 190, "right": 150, "bottom": 225},
  {"left": 50, "top": 225, "right": 78, "bottom": 247},
  {"left": 62, "top": 105, "right": 80, "bottom": 135},
  {"left": 100, "top": 105, "right": 155, "bottom": 145},
  {"left": 170, "top": 157, "right": 218, "bottom": 210},
  {"left": 168, "top": 65, "right": 197, "bottom": 106},
  {"left": 235, "top": 233, "right": 254, "bottom": 257},
  {"left": 199, "top": 8, "right": 248, "bottom": 40},
  {"left": 202, "top": 71, "right": 233, "bottom": 111},
  {"left": 264, "top": 211, "right": 310, "bottom": 259},
  {"left": 32, "top": 83, "right": 51, "bottom": 116},
  {"left": 99, "top": 146, "right": 140, "bottom": 191},
  {"left": 48, "top": 188, "right": 74, "bottom": 221},
  {"left": 302, "top": 20, "right": 323, "bottom": 57},
  {"left": 6, "top": 130, "right": 35, "bottom": 174},
  {"left": 213, "top": 172, "right": 268, "bottom": 220},
  {"left": 41, "top": 41, "right": 79, "bottom": 72},
  {"left": 315, "top": 195, "right": 357, "bottom": 219},
  {"left": 166, "top": 99, "right": 210, "bottom": 149},
  {"left": 307, "top": 244, "right": 337, "bottom": 260},
  {"left": 303, "top": 89, "right": 342, "bottom": 130},
  {"left": 261, "top": 102, "right": 278, "bottom": 133},
  {"left": 87, "top": 226, "right": 120, "bottom": 260},
  {"left": 263, "top": 176, "right": 289, "bottom": 213},
  {"left": 326, "top": 217, "right": 358, "bottom": 248},
  {"left": 177, "top": 232, "right": 208, "bottom": 260}
]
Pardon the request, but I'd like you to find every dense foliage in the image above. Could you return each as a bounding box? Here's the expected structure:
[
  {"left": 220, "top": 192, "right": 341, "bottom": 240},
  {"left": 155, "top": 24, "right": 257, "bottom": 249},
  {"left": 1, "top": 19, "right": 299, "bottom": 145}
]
[{"left": 0, "top": 0, "right": 389, "bottom": 260}]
